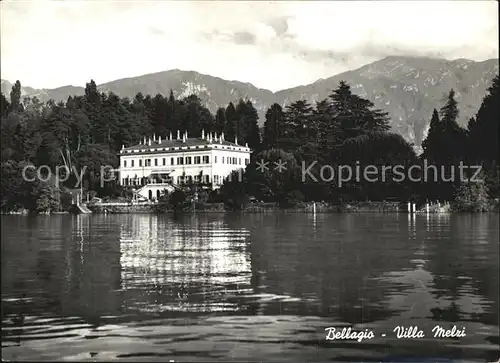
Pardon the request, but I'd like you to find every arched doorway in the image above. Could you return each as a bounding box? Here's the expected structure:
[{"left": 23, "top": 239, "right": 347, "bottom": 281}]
[
  {"left": 156, "top": 190, "right": 161, "bottom": 200},
  {"left": 148, "top": 190, "right": 153, "bottom": 200}
]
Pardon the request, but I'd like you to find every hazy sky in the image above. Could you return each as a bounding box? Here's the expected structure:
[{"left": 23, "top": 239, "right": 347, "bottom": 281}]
[{"left": 1, "top": 1, "right": 498, "bottom": 92}]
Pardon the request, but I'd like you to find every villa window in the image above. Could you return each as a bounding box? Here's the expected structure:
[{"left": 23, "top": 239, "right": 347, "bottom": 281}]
[
  {"left": 177, "top": 157, "right": 184, "bottom": 165},
  {"left": 194, "top": 156, "right": 201, "bottom": 164},
  {"left": 214, "top": 156, "right": 217, "bottom": 163},
  {"left": 154, "top": 158, "right": 158, "bottom": 166},
  {"left": 162, "top": 158, "right": 166, "bottom": 166},
  {"left": 139, "top": 160, "right": 142, "bottom": 167},
  {"left": 131, "top": 160, "right": 135, "bottom": 167},
  {"left": 222, "top": 157, "right": 224, "bottom": 164},
  {"left": 239, "top": 158, "right": 241, "bottom": 165},
  {"left": 204, "top": 175, "right": 210, "bottom": 183},
  {"left": 186, "top": 156, "right": 192, "bottom": 165},
  {"left": 171, "top": 157, "right": 174, "bottom": 165},
  {"left": 123, "top": 160, "right": 127, "bottom": 167},
  {"left": 203, "top": 156, "right": 209, "bottom": 163},
  {"left": 245, "top": 158, "right": 249, "bottom": 165}
]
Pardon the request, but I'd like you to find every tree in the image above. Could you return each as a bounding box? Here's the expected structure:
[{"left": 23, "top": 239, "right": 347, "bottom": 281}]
[
  {"left": 0, "top": 160, "right": 60, "bottom": 213},
  {"left": 467, "top": 75, "right": 499, "bottom": 199},
  {"left": 311, "top": 99, "right": 338, "bottom": 163},
  {"left": 421, "top": 109, "right": 441, "bottom": 162},
  {"left": 1, "top": 160, "right": 28, "bottom": 212},
  {"left": 224, "top": 102, "right": 237, "bottom": 141},
  {"left": 328, "top": 81, "right": 389, "bottom": 142},
  {"left": 439, "top": 89, "right": 468, "bottom": 162},
  {"left": 83, "top": 80, "right": 102, "bottom": 144},
  {"left": 180, "top": 95, "right": 214, "bottom": 136},
  {"left": 245, "top": 148, "right": 301, "bottom": 206},
  {"left": 219, "top": 170, "right": 249, "bottom": 210},
  {"left": 32, "top": 183, "right": 60, "bottom": 213},
  {"left": 36, "top": 104, "right": 73, "bottom": 168},
  {"left": 243, "top": 100, "right": 261, "bottom": 149},
  {"left": 338, "top": 132, "right": 418, "bottom": 201},
  {"left": 452, "top": 178, "right": 490, "bottom": 212},
  {"left": 0, "top": 93, "right": 10, "bottom": 117},
  {"left": 263, "top": 103, "right": 284, "bottom": 149},
  {"left": 149, "top": 94, "right": 169, "bottom": 136},
  {"left": 281, "top": 100, "right": 313, "bottom": 154},
  {"left": 235, "top": 99, "right": 248, "bottom": 142},
  {"left": 130, "top": 93, "right": 153, "bottom": 140},
  {"left": 440, "top": 89, "right": 459, "bottom": 125},
  {"left": 166, "top": 90, "right": 178, "bottom": 132},
  {"left": 74, "top": 144, "right": 119, "bottom": 191},
  {"left": 214, "top": 107, "right": 227, "bottom": 134},
  {"left": 9, "top": 80, "right": 23, "bottom": 113},
  {"left": 169, "top": 189, "right": 187, "bottom": 211},
  {"left": 468, "top": 75, "right": 499, "bottom": 167},
  {"left": 421, "top": 90, "right": 468, "bottom": 201}
]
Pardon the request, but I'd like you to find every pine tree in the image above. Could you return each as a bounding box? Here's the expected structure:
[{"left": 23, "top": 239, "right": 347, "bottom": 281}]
[
  {"left": 328, "top": 81, "right": 389, "bottom": 143},
  {"left": 439, "top": 89, "right": 468, "bottom": 162},
  {"left": 440, "top": 89, "right": 459, "bottom": 126},
  {"left": 422, "top": 109, "right": 441, "bottom": 162},
  {"left": 281, "top": 100, "right": 313, "bottom": 154},
  {"left": 312, "top": 99, "right": 338, "bottom": 161}
]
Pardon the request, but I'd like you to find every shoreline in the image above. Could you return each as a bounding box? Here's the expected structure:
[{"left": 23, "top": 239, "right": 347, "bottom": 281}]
[{"left": 2, "top": 200, "right": 498, "bottom": 215}]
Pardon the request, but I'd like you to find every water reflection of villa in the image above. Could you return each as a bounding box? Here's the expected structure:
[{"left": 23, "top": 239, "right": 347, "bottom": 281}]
[{"left": 119, "top": 215, "right": 252, "bottom": 313}]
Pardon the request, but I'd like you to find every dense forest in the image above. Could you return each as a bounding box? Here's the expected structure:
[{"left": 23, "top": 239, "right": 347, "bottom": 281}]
[{"left": 1, "top": 75, "right": 498, "bottom": 213}]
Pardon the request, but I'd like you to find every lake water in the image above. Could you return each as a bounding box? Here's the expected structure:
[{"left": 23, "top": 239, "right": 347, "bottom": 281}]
[{"left": 1, "top": 213, "right": 499, "bottom": 362}]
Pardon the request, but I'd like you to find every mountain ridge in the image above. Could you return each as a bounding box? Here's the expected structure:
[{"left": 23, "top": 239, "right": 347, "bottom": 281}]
[{"left": 2, "top": 56, "right": 498, "bottom": 148}]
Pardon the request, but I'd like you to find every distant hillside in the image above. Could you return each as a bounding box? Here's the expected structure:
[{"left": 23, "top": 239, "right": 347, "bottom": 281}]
[
  {"left": 275, "top": 56, "right": 498, "bottom": 147},
  {"left": 2, "top": 56, "right": 498, "bottom": 148}
]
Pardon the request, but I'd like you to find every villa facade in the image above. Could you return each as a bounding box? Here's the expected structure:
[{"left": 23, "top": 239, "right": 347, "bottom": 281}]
[{"left": 118, "top": 130, "right": 252, "bottom": 200}]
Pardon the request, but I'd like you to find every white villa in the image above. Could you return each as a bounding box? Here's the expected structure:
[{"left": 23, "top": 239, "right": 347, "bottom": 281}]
[{"left": 118, "top": 130, "right": 252, "bottom": 201}]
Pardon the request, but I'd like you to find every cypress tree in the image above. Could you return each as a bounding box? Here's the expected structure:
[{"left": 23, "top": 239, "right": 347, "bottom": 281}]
[{"left": 263, "top": 103, "right": 284, "bottom": 149}]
